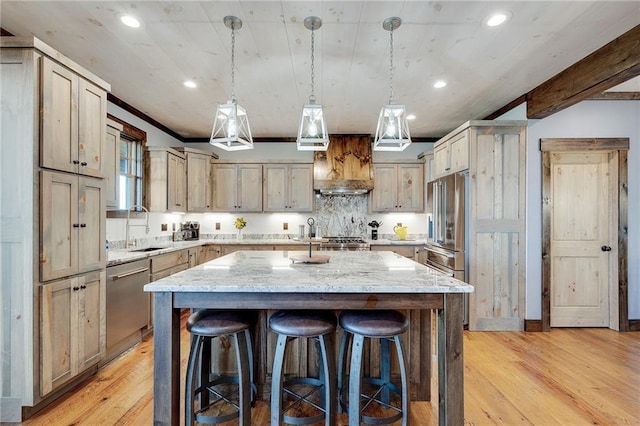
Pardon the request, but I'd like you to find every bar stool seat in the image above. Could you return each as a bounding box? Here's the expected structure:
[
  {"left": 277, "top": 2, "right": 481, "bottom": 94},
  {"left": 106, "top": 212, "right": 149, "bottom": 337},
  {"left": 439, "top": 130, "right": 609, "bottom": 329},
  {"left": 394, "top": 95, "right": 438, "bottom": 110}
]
[
  {"left": 269, "top": 310, "right": 337, "bottom": 425},
  {"left": 338, "top": 310, "right": 410, "bottom": 425},
  {"left": 185, "top": 310, "right": 255, "bottom": 426}
]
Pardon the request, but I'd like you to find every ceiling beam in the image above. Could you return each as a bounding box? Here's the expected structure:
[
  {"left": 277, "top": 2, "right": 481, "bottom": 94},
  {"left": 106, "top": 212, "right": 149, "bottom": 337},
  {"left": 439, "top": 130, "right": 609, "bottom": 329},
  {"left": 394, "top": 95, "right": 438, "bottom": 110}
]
[
  {"left": 526, "top": 24, "right": 640, "bottom": 119},
  {"left": 587, "top": 92, "right": 640, "bottom": 101}
]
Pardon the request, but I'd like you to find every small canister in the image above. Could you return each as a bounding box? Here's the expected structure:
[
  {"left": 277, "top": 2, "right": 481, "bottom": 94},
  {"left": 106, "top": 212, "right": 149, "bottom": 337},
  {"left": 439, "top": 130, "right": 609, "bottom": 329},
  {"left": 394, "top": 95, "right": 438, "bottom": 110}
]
[{"left": 298, "top": 224, "right": 305, "bottom": 239}]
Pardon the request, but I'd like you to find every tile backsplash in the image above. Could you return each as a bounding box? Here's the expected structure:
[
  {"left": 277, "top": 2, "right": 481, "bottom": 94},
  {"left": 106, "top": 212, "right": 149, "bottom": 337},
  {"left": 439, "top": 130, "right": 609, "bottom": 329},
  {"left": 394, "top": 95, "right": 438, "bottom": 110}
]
[{"left": 106, "top": 194, "right": 429, "bottom": 244}]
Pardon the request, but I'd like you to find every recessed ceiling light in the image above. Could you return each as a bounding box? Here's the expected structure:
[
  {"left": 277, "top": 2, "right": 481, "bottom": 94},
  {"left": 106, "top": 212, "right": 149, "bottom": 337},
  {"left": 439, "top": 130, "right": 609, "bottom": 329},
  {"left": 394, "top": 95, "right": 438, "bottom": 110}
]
[
  {"left": 119, "top": 14, "right": 141, "bottom": 28},
  {"left": 433, "top": 80, "right": 447, "bottom": 89},
  {"left": 183, "top": 80, "right": 197, "bottom": 89},
  {"left": 406, "top": 114, "right": 416, "bottom": 120},
  {"left": 485, "top": 11, "right": 511, "bottom": 27}
]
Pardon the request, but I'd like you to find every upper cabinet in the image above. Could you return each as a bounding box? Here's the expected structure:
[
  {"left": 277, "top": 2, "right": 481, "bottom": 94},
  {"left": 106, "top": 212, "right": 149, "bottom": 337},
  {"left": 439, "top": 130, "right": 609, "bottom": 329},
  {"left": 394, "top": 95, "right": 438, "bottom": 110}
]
[
  {"left": 41, "top": 57, "right": 107, "bottom": 178},
  {"left": 263, "top": 163, "right": 313, "bottom": 212},
  {"left": 175, "top": 148, "right": 217, "bottom": 213},
  {"left": 371, "top": 162, "right": 424, "bottom": 212},
  {"left": 145, "top": 147, "right": 186, "bottom": 212},
  {"left": 433, "top": 129, "right": 469, "bottom": 179},
  {"left": 212, "top": 163, "right": 263, "bottom": 212}
]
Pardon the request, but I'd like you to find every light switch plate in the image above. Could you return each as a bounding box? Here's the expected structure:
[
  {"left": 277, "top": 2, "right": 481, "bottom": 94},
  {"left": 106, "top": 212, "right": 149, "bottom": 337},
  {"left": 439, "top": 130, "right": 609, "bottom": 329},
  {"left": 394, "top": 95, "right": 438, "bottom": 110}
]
[
  {"left": 283, "top": 222, "right": 288, "bottom": 230},
  {"left": 215, "top": 222, "right": 221, "bottom": 230},
  {"left": 161, "top": 223, "right": 168, "bottom": 231}
]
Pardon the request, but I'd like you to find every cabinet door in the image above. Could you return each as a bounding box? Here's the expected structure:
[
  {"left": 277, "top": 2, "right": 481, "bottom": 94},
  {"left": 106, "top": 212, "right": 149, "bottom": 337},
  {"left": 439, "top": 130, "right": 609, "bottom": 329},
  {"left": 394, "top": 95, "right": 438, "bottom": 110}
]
[
  {"left": 370, "top": 164, "right": 398, "bottom": 212},
  {"left": 186, "top": 153, "right": 212, "bottom": 212},
  {"left": 288, "top": 164, "right": 313, "bottom": 212},
  {"left": 78, "top": 177, "right": 106, "bottom": 274},
  {"left": 77, "top": 271, "right": 106, "bottom": 371},
  {"left": 167, "top": 153, "right": 186, "bottom": 211},
  {"left": 41, "top": 58, "right": 79, "bottom": 174},
  {"left": 263, "top": 164, "right": 287, "bottom": 212},
  {"left": 433, "top": 142, "right": 450, "bottom": 177},
  {"left": 41, "top": 171, "right": 79, "bottom": 282},
  {"left": 78, "top": 78, "right": 107, "bottom": 178},
  {"left": 105, "top": 125, "right": 120, "bottom": 209},
  {"left": 41, "top": 277, "right": 78, "bottom": 395},
  {"left": 396, "top": 164, "right": 424, "bottom": 212},
  {"left": 237, "top": 164, "right": 262, "bottom": 212},
  {"left": 449, "top": 130, "right": 469, "bottom": 173},
  {"left": 212, "top": 164, "right": 238, "bottom": 211}
]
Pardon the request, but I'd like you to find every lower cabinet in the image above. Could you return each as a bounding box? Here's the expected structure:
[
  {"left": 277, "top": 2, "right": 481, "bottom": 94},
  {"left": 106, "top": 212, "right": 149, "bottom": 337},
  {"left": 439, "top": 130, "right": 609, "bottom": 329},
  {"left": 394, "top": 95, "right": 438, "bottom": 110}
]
[
  {"left": 40, "top": 270, "right": 106, "bottom": 396},
  {"left": 370, "top": 244, "right": 419, "bottom": 259},
  {"left": 198, "top": 245, "right": 222, "bottom": 264}
]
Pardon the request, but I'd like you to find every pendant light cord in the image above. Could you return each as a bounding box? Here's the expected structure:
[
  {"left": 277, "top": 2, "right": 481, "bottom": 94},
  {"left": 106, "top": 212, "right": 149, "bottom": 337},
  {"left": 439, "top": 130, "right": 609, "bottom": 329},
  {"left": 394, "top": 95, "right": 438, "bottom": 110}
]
[
  {"left": 389, "top": 26, "right": 394, "bottom": 104},
  {"left": 309, "top": 26, "right": 316, "bottom": 103},
  {"left": 230, "top": 22, "right": 236, "bottom": 103}
]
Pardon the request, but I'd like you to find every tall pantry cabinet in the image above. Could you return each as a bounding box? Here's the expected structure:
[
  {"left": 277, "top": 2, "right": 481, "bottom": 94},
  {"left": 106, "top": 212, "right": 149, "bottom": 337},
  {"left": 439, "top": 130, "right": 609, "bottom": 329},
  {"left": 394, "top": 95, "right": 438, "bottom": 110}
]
[{"left": 0, "top": 37, "right": 109, "bottom": 412}]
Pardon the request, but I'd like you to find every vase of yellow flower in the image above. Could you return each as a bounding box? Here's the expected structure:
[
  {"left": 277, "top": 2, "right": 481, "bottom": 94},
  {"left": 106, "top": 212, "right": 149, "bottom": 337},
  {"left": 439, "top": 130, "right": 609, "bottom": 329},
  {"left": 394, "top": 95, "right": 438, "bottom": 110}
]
[{"left": 234, "top": 217, "right": 247, "bottom": 240}]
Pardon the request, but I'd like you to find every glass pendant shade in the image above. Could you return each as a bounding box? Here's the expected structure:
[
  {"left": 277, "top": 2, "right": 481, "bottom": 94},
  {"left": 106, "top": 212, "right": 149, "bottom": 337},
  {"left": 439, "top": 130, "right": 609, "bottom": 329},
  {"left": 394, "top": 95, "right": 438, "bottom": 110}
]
[
  {"left": 210, "top": 100, "right": 253, "bottom": 151},
  {"left": 210, "top": 16, "right": 253, "bottom": 151},
  {"left": 297, "top": 102, "right": 329, "bottom": 151},
  {"left": 374, "top": 17, "right": 411, "bottom": 152},
  {"left": 373, "top": 103, "right": 412, "bottom": 151}
]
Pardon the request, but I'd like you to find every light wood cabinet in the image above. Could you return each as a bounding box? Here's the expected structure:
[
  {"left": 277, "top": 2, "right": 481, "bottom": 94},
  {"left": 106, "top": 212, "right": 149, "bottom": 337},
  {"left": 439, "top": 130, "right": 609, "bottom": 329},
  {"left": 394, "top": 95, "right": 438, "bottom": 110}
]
[
  {"left": 433, "top": 129, "right": 469, "bottom": 178},
  {"left": 198, "top": 245, "right": 221, "bottom": 264},
  {"left": 173, "top": 147, "right": 217, "bottom": 213},
  {"left": 149, "top": 249, "right": 191, "bottom": 282},
  {"left": 145, "top": 147, "right": 186, "bottom": 212},
  {"left": 370, "top": 244, "right": 419, "bottom": 259},
  {"left": 466, "top": 121, "right": 527, "bottom": 331},
  {"left": 40, "top": 171, "right": 106, "bottom": 282},
  {"left": 263, "top": 163, "right": 313, "bottom": 212},
  {"left": 40, "top": 270, "right": 106, "bottom": 395},
  {"left": 371, "top": 163, "right": 424, "bottom": 212},
  {"left": 212, "top": 163, "right": 263, "bottom": 212},
  {"left": 105, "top": 121, "right": 122, "bottom": 209},
  {"left": 41, "top": 57, "right": 107, "bottom": 178}
]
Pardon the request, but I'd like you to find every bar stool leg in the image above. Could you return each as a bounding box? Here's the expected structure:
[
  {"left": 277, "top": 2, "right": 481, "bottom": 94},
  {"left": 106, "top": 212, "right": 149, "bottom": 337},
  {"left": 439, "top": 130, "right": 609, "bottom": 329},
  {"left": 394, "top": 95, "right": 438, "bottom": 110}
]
[
  {"left": 200, "top": 337, "right": 212, "bottom": 409},
  {"left": 348, "top": 334, "right": 365, "bottom": 426},
  {"left": 336, "top": 331, "right": 350, "bottom": 413},
  {"left": 233, "top": 331, "right": 251, "bottom": 426},
  {"left": 318, "top": 334, "right": 337, "bottom": 426},
  {"left": 394, "top": 335, "right": 409, "bottom": 426},
  {"left": 185, "top": 335, "right": 200, "bottom": 426},
  {"left": 271, "top": 334, "right": 288, "bottom": 425},
  {"left": 380, "top": 337, "right": 391, "bottom": 405}
]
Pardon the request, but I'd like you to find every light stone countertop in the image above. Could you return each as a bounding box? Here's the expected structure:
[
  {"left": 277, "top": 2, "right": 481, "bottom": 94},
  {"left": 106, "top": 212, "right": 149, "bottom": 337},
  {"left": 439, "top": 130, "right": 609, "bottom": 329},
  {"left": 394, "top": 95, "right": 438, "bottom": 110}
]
[
  {"left": 144, "top": 250, "right": 473, "bottom": 294},
  {"left": 107, "top": 238, "right": 429, "bottom": 266}
]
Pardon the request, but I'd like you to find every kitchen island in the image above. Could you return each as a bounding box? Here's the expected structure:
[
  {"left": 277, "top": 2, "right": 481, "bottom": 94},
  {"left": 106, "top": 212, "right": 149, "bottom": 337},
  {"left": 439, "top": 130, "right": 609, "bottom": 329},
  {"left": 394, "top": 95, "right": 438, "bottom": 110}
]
[{"left": 145, "top": 250, "right": 473, "bottom": 425}]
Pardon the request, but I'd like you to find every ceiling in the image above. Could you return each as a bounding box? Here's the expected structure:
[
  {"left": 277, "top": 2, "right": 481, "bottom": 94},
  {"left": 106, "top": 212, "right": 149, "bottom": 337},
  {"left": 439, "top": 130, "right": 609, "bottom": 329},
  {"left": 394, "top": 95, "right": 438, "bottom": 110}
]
[{"left": 1, "top": 1, "right": 638, "bottom": 140}]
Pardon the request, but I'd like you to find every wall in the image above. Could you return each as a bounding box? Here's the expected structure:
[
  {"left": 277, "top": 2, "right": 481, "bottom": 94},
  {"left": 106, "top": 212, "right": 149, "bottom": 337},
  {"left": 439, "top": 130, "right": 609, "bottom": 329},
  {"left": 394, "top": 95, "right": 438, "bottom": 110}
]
[
  {"left": 107, "top": 101, "right": 431, "bottom": 243},
  {"left": 501, "top": 101, "right": 640, "bottom": 319}
]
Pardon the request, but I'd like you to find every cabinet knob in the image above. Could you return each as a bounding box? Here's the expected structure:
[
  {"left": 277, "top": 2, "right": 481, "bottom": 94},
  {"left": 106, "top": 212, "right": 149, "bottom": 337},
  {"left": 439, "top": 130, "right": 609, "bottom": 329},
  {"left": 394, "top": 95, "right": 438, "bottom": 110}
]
[
  {"left": 80, "top": 285, "right": 87, "bottom": 289},
  {"left": 80, "top": 223, "right": 87, "bottom": 228},
  {"left": 73, "top": 223, "right": 80, "bottom": 228},
  {"left": 73, "top": 160, "right": 80, "bottom": 165},
  {"left": 80, "top": 162, "right": 88, "bottom": 166},
  {"left": 72, "top": 286, "right": 80, "bottom": 291}
]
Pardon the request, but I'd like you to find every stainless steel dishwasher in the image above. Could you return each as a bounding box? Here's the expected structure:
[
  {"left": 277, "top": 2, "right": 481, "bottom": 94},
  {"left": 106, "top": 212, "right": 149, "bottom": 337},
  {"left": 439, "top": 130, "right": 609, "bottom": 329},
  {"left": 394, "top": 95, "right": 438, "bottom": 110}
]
[{"left": 106, "top": 258, "right": 150, "bottom": 359}]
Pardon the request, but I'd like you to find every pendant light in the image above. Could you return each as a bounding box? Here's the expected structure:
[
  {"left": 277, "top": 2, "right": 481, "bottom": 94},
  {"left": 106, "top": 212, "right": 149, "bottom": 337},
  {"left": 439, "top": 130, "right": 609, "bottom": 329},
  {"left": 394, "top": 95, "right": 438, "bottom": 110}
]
[
  {"left": 296, "top": 16, "right": 329, "bottom": 151},
  {"left": 210, "top": 16, "right": 253, "bottom": 151},
  {"left": 373, "top": 17, "right": 412, "bottom": 151}
]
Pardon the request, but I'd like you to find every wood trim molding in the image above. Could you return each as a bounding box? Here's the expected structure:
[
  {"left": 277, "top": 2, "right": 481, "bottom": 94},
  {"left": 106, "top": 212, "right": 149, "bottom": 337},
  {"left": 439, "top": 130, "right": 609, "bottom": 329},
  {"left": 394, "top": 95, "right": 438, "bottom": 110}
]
[
  {"left": 540, "top": 138, "right": 630, "bottom": 332},
  {"left": 629, "top": 320, "right": 640, "bottom": 331},
  {"left": 524, "top": 320, "right": 543, "bottom": 332},
  {"left": 527, "top": 25, "right": 640, "bottom": 119},
  {"left": 587, "top": 92, "right": 640, "bottom": 101},
  {"left": 106, "top": 113, "right": 146, "bottom": 141},
  {"left": 540, "top": 138, "right": 630, "bottom": 152}
]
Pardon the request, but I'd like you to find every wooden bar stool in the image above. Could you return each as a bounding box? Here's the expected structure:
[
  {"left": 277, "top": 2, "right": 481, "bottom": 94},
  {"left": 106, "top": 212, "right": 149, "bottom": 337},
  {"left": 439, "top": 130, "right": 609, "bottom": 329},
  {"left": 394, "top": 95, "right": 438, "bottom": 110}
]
[
  {"left": 185, "top": 310, "right": 255, "bottom": 426},
  {"left": 337, "top": 310, "right": 410, "bottom": 425},
  {"left": 269, "top": 310, "right": 337, "bottom": 425}
]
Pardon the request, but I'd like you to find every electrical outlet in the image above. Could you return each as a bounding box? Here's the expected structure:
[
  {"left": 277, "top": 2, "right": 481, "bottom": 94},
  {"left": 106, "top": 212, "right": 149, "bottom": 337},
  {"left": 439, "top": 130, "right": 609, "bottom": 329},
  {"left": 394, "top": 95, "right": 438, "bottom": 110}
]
[
  {"left": 161, "top": 223, "right": 168, "bottom": 231},
  {"left": 215, "top": 222, "right": 221, "bottom": 230},
  {"left": 397, "top": 222, "right": 403, "bottom": 227},
  {"left": 283, "top": 222, "right": 288, "bottom": 230}
]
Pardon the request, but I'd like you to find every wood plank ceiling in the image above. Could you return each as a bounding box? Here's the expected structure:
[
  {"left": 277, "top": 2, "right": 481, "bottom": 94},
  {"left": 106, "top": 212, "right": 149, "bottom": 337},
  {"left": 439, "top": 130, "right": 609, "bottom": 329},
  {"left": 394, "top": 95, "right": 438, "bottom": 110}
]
[{"left": 1, "top": 1, "right": 638, "bottom": 140}]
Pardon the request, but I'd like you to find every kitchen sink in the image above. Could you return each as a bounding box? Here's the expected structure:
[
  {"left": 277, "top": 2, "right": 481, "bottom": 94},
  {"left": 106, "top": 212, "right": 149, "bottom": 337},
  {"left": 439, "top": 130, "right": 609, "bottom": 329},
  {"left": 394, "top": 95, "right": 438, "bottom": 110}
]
[{"left": 130, "top": 247, "right": 166, "bottom": 252}]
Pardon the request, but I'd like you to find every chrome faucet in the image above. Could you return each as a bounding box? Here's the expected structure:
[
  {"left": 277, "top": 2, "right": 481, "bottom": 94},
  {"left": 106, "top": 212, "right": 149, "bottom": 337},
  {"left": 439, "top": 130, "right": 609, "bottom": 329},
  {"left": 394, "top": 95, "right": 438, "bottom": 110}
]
[{"left": 125, "top": 205, "right": 149, "bottom": 249}]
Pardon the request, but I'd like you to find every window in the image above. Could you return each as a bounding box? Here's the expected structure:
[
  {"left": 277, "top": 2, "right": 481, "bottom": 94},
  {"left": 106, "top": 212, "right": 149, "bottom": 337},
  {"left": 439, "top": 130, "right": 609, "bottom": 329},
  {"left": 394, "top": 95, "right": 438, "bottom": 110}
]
[{"left": 118, "top": 134, "right": 143, "bottom": 209}]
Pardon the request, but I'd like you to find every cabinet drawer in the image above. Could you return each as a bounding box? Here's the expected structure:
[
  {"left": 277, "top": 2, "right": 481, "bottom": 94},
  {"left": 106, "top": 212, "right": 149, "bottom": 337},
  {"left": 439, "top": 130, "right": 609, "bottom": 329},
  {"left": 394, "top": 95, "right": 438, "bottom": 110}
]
[{"left": 150, "top": 249, "right": 188, "bottom": 274}]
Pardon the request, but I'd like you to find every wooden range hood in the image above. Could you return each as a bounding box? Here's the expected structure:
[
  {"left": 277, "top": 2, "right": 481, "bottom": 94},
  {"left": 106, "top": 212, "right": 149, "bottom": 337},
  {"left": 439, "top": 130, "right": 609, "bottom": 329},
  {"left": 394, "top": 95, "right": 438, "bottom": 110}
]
[{"left": 313, "top": 135, "right": 374, "bottom": 195}]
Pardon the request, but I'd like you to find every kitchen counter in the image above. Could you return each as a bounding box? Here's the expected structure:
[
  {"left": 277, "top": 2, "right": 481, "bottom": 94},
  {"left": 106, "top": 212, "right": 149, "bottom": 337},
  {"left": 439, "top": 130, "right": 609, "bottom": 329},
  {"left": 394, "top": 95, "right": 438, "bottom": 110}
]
[
  {"left": 107, "top": 238, "right": 429, "bottom": 266},
  {"left": 145, "top": 250, "right": 472, "bottom": 425}
]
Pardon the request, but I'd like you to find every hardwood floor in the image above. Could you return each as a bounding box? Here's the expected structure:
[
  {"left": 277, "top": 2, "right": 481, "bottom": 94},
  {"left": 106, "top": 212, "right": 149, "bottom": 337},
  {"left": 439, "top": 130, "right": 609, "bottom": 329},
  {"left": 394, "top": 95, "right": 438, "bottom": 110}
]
[{"left": 23, "top": 316, "right": 640, "bottom": 425}]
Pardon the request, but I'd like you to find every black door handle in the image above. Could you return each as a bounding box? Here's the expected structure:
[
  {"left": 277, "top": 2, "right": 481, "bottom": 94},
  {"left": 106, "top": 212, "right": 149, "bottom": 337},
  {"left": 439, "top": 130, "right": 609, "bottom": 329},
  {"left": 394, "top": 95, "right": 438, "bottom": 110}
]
[{"left": 601, "top": 245, "right": 612, "bottom": 252}]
